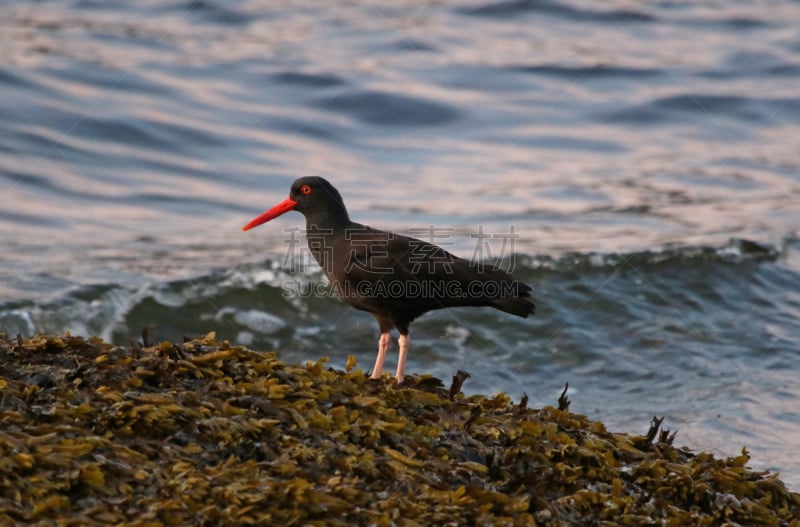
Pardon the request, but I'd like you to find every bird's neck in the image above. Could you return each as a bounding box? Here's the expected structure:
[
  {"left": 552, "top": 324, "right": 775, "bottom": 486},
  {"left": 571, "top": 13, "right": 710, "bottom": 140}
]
[
  {"left": 303, "top": 206, "right": 351, "bottom": 234},
  {"left": 303, "top": 209, "right": 351, "bottom": 276}
]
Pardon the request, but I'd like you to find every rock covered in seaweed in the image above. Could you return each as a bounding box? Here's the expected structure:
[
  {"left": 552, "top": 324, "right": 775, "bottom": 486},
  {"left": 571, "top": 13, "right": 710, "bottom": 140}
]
[{"left": 0, "top": 332, "right": 798, "bottom": 526}]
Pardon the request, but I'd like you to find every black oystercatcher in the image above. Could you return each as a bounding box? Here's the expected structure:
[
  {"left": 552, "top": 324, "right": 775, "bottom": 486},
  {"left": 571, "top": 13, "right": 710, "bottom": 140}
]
[{"left": 243, "top": 177, "right": 534, "bottom": 382}]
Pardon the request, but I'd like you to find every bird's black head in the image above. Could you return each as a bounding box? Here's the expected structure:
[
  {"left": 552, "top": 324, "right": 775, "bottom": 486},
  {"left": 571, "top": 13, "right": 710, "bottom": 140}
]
[
  {"left": 242, "top": 176, "right": 350, "bottom": 232},
  {"left": 289, "top": 177, "right": 346, "bottom": 215}
]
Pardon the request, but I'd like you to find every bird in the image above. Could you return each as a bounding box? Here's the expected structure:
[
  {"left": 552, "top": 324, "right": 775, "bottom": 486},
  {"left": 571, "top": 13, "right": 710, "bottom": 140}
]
[{"left": 242, "top": 176, "right": 534, "bottom": 383}]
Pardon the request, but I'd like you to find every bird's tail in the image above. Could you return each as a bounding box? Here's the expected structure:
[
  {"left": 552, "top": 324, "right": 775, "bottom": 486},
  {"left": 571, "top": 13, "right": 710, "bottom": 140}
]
[{"left": 490, "top": 281, "right": 535, "bottom": 318}]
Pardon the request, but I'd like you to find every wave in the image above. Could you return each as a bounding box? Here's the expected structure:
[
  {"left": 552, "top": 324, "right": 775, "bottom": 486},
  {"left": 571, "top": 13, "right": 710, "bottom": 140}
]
[
  {"left": 514, "top": 237, "right": 780, "bottom": 274},
  {"left": 0, "top": 237, "right": 785, "bottom": 344}
]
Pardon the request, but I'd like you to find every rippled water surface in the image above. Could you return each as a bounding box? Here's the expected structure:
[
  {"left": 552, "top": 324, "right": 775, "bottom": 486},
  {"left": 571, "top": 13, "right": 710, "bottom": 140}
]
[{"left": 1, "top": 1, "right": 799, "bottom": 487}]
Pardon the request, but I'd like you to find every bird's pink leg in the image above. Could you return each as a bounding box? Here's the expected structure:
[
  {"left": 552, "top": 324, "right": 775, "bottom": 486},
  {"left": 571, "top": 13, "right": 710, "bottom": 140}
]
[
  {"left": 371, "top": 332, "right": 391, "bottom": 379},
  {"left": 395, "top": 334, "right": 409, "bottom": 383}
]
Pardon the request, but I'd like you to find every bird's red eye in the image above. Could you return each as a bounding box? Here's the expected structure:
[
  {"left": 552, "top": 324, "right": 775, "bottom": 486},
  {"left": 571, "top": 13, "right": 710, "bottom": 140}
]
[{"left": 300, "top": 184, "right": 312, "bottom": 195}]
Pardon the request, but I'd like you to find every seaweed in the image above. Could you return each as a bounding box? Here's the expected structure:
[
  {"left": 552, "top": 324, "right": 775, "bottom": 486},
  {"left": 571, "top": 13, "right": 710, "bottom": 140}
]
[{"left": 0, "top": 332, "right": 798, "bottom": 526}]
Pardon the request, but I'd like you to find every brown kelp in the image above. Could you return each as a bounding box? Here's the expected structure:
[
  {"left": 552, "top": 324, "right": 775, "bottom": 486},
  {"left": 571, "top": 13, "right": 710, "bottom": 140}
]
[{"left": 1, "top": 333, "right": 798, "bottom": 526}]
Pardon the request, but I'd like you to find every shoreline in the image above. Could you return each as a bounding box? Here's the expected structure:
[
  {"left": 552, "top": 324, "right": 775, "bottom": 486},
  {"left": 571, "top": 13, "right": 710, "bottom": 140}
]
[{"left": 1, "top": 332, "right": 798, "bottom": 525}]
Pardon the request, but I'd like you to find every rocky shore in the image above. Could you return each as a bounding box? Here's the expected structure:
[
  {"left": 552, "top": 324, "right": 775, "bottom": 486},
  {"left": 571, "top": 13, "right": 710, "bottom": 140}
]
[{"left": 1, "top": 333, "right": 798, "bottom": 526}]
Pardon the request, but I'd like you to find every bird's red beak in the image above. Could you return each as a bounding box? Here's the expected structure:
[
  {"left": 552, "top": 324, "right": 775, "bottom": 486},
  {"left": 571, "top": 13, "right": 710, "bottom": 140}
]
[{"left": 242, "top": 197, "right": 298, "bottom": 231}]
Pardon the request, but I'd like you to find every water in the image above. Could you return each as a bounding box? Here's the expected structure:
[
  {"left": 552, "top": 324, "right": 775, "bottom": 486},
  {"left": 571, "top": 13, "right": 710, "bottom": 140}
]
[{"left": 1, "top": 0, "right": 799, "bottom": 488}]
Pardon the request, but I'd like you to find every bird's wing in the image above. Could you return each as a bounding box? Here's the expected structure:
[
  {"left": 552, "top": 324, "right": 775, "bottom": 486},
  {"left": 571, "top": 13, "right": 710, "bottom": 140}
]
[{"left": 340, "top": 226, "right": 531, "bottom": 310}]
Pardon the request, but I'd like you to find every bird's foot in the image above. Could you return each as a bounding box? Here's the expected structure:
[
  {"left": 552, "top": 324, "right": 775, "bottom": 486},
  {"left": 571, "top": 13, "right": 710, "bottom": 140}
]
[
  {"left": 371, "top": 332, "right": 391, "bottom": 380},
  {"left": 395, "top": 334, "right": 409, "bottom": 385}
]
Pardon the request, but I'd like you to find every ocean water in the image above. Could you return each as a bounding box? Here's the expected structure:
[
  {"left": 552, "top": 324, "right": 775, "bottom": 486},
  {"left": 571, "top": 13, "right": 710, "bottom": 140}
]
[{"left": 1, "top": 1, "right": 799, "bottom": 488}]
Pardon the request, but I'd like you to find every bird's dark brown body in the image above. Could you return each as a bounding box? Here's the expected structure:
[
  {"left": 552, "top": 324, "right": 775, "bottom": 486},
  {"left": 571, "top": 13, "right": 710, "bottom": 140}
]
[{"left": 243, "top": 176, "right": 535, "bottom": 382}]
